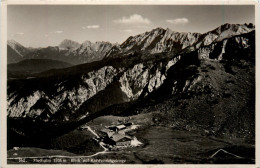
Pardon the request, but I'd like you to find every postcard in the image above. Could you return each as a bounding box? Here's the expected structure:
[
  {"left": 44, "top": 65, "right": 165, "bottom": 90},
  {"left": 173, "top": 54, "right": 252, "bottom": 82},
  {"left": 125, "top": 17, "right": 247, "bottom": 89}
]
[{"left": 1, "top": 0, "right": 259, "bottom": 167}]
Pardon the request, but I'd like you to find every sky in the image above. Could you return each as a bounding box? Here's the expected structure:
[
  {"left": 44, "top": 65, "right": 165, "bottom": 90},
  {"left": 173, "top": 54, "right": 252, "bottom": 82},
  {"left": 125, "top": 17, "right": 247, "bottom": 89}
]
[{"left": 7, "top": 5, "right": 255, "bottom": 48}]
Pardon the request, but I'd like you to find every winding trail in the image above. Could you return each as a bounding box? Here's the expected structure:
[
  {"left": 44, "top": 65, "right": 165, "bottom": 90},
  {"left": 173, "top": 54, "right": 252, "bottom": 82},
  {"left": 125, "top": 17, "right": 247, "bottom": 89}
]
[
  {"left": 86, "top": 126, "right": 100, "bottom": 138},
  {"left": 86, "top": 126, "right": 108, "bottom": 151}
]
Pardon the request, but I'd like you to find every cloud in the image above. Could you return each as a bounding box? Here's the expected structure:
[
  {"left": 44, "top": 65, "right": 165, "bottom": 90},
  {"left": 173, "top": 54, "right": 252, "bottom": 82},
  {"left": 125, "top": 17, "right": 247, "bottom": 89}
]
[
  {"left": 166, "top": 18, "right": 189, "bottom": 25},
  {"left": 55, "top": 30, "right": 64, "bottom": 34},
  {"left": 114, "top": 14, "right": 151, "bottom": 25},
  {"left": 87, "top": 25, "right": 100, "bottom": 29},
  {"left": 121, "top": 29, "right": 133, "bottom": 33},
  {"left": 82, "top": 25, "right": 100, "bottom": 29}
]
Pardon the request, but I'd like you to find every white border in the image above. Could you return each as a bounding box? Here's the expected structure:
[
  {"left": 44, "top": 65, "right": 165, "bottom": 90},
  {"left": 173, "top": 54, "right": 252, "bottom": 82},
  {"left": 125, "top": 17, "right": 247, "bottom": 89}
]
[{"left": 0, "top": 1, "right": 259, "bottom": 168}]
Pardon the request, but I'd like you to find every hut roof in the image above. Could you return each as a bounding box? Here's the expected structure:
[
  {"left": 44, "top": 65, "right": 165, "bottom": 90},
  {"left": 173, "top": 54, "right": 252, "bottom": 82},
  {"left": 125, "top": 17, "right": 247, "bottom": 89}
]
[
  {"left": 116, "top": 125, "right": 126, "bottom": 130},
  {"left": 110, "top": 133, "right": 132, "bottom": 142},
  {"left": 107, "top": 131, "right": 115, "bottom": 138},
  {"left": 100, "top": 128, "right": 112, "bottom": 133}
]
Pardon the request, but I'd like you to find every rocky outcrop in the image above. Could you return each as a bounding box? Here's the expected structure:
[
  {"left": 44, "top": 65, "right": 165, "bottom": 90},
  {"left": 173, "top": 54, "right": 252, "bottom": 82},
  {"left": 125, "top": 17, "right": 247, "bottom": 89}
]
[
  {"left": 198, "top": 32, "right": 254, "bottom": 60},
  {"left": 7, "top": 66, "right": 120, "bottom": 120},
  {"left": 119, "top": 63, "right": 149, "bottom": 100}
]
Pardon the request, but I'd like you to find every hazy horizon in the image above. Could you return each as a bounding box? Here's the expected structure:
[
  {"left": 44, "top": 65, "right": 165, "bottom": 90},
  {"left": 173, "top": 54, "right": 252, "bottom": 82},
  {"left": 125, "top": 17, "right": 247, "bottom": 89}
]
[{"left": 8, "top": 5, "right": 255, "bottom": 48}]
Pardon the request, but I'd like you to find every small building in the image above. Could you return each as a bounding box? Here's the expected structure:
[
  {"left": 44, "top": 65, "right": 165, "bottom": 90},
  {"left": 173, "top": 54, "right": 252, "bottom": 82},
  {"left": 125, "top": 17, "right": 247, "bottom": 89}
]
[
  {"left": 100, "top": 128, "right": 115, "bottom": 137},
  {"left": 108, "top": 124, "right": 126, "bottom": 132},
  {"left": 116, "top": 125, "right": 126, "bottom": 130},
  {"left": 118, "top": 130, "right": 126, "bottom": 135},
  {"left": 109, "top": 133, "right": 132, "bottom": 146},
  {"left": 101, "top": 123, "right": 136, "bottom": 146}
]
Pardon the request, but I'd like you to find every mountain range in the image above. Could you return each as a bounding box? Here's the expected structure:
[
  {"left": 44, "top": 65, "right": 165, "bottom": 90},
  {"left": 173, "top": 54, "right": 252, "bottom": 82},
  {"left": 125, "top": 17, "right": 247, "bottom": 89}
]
[
  {"left": 7, "top": 39, "right": 115, "bottom": 65},
  {"left": 105, "top": 23, "right": 254, "bottom": 58},
  {"left": 7, "top": 23, "right": 255, "bottom": 151},
  {"left": 8, "top": 23, "right": 254, "bottom": 65}
]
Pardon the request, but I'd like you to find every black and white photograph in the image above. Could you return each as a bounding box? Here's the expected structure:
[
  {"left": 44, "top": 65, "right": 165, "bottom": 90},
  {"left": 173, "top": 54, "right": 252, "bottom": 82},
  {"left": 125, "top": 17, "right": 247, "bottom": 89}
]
[{"left": 2, "top": 2, "right": 257, "bottom": 165}]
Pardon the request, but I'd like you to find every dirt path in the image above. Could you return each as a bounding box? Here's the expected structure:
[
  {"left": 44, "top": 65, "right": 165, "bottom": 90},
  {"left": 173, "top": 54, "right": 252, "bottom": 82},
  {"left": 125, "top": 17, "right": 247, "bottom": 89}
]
[
  {"left": 86, "top": 126, "right": 108, "bottom": 151},
  {"left": 86, "top": 126, "right": 100, "bottom": 138}
]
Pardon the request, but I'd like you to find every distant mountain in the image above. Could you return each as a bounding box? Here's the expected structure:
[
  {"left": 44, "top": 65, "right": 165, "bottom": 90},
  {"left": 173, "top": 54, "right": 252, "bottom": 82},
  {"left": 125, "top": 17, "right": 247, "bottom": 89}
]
[
  {"left": 7, "top": 40, "right": 29, "bottom": 56},
  {"left": 74, "top": 41, "right": 114, "bottom": 62},
  {"left": 7, "top": 40, "right": 115, "bottom": 65},
  {"left": 8, "top": 59, "right": 73, "bottom": 78},
  {"left": 59, "top": 39, "right": 81, "bottom": 50},
  {"left": 7, "top": 40, "right": 30, "bottom": 64},
  {"left": 7, "top": 45, "right": 23, "bottom": 64},
  {"left": 105, "top": 23, "right": 254, "bottom": 59}
]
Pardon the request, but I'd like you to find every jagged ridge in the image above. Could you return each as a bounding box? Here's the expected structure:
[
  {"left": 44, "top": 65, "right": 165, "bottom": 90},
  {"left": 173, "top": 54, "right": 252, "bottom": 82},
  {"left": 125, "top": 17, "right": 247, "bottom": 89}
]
[{"left": 105, "top": 23, "right": 254, "bottom": 58}]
